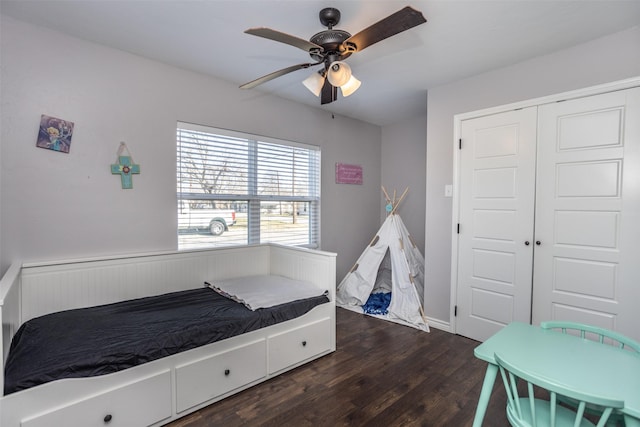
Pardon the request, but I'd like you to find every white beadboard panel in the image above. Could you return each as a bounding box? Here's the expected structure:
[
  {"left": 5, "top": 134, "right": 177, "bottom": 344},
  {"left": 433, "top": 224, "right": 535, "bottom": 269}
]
[
  {"left": 19, "top": 255, "right": 221, "bottom": 321},
  {"left": 472, "top": 249, "right": 515, "bottom": 284},
  {"left": 553, "top": 257, "right": 617, "bottom": 299},
  {"left": 471, "top": 287, "right": 513, "bottom": 325},
  {"left": 473, "top": 209, "right": 516, "bottom": 241},
  {"left": 554, "top": 211, "right": 619, "bottom": 249},
  {"left": 18, "top": 244, "right": 327, "bottom": 323},
  {"left": 268, "top": 245, "right": 337, "bottom": 301},
  {"left": 473, "top": 167, "right": 517, "bottom": 198},
  {"left": 558, "top": 108, "right": 623, "bottom": 151},
  {"left": 556, "top": 160, "right": 621, "bottom": 198},
  {"left": 474, "top": 124, "right": 519, "bottom": 159}
]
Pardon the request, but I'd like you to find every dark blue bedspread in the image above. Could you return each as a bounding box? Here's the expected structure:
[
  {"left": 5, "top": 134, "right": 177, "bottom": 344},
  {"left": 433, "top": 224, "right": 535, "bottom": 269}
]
[{"left": 4, "top": 287, "right": 328, "bottom": 394}]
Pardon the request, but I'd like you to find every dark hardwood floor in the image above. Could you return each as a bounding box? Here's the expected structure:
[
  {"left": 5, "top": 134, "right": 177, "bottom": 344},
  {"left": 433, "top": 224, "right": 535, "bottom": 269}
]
[{"left": 168, "top": 308, "right": 509, "bottom": 427}]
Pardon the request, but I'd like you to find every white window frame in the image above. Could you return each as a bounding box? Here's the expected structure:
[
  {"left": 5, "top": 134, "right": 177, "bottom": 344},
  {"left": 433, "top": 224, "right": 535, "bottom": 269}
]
[{"left": 177, "top": 122, "right": 321, "bottom": 249}]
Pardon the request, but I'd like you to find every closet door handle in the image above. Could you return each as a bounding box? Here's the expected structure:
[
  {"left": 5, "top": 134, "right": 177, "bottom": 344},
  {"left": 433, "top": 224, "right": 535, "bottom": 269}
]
[
  {"left": 536, "top": 241, "right": 541, "bottom": 245},
  {"left": 525, "top": 241, "right": 530, "bottom": 246}
]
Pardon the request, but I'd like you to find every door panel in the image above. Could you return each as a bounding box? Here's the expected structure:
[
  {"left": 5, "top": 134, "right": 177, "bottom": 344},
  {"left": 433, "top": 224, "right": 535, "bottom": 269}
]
[
  {"left": 553, "top": 257, "right": 616, "bottom": 299},
  {"left": 557, "top": 107, "right": 623, "bottom": 150},
  {"left": 456, "top": 107, "right": 537, "bottom": 342},
  {"left": 532, "top": 87, "right": 640, "bottom": 341},
  {"left": 556, "top": 160, "right": 621, "bottom": 197}
]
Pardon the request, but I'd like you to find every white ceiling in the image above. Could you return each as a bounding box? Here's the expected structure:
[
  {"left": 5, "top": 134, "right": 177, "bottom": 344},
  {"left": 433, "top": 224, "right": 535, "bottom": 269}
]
[{"left": 2, "top": 0, "right": 639, "bottom": 126}]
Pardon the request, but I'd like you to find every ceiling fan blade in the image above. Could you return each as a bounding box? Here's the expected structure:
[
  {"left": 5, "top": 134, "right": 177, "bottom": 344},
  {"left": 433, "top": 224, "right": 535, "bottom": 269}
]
[
  {"left": 245, "top": 28, "right": 323, "bottom": 53},
  {"left": 320, "top": 79, "right": 337, "bottom": 105},
  {"left": 240, "top": 62, "right": 322, "bottom": 89},
  {"left": 344, "top": 6, "right": 426, "bottom": 53}
]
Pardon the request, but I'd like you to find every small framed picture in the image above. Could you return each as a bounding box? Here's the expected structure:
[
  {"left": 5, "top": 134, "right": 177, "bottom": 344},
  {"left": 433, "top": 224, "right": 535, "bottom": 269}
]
[
  {"left": 336, "top": 163, "right": 363, "bottom": 185},
  {"left": 36, "top": 114, "right": 74, "bottom": 153}
]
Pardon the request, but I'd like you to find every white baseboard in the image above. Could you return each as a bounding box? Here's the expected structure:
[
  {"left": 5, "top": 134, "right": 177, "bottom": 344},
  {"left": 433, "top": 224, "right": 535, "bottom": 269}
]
[{"left": 426, "top": 317, "right": 452, "bottom": 333}]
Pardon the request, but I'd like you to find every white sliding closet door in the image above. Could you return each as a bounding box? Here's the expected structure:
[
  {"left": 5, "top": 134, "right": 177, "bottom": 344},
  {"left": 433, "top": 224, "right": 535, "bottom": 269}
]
[
  {"left": 455, "top": 107, "right": 537, "bottom": 342},
  {"left": 532, "top": 87, "right": 640, "bottom": 341}
]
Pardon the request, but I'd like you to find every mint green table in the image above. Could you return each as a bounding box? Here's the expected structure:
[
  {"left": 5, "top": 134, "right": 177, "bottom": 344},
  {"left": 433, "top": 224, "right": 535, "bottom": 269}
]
[{"left": 473, "top": 322, "right": 640, "bottom": 427}]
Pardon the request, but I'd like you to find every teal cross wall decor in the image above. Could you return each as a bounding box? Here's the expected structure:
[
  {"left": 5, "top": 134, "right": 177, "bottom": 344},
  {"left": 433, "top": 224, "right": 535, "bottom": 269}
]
[{"left": 111, "top": 155, "right": 140, "bottom": 189}]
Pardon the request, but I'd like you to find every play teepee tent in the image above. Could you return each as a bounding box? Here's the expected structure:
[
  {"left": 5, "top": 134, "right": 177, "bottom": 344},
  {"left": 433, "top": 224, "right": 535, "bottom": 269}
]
[{"left": 337, "top": 188, "right": 429, "bottom": 332}]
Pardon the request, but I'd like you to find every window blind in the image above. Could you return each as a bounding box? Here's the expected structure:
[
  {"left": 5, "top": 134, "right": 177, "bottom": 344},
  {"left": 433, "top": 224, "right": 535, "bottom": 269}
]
[{"left": 177, "top": 122, "right": 320, "bottom": 250}]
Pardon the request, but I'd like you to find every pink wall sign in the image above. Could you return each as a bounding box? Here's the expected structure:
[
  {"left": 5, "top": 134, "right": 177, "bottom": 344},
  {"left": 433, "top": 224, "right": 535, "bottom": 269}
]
[{"left": 335, "top": 163, "right": 363, "bottom": 185}]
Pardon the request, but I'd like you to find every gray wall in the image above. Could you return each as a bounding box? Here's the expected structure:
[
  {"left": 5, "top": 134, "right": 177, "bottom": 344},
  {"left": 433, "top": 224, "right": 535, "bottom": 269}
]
[
  {"left": 381, "top": 116, "right": 427, "bottom": 254},
  {"left": 425, "top": 25, "right": 640, "bottom": 326},
  {"left": 0, "top": 16, "right": 382, "bottom": 281}
]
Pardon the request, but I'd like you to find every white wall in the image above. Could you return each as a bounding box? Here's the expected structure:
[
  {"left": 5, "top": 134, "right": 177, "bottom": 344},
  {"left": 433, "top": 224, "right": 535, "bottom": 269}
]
[
  {"left": 0, "top": 15, "right": 382, "bottom": 281},
  {"left": 381, "top": 116, "right": 426, "bottom": 254},
  {"left": 425, "top": 25, "right": 640, "bottom": 326}
]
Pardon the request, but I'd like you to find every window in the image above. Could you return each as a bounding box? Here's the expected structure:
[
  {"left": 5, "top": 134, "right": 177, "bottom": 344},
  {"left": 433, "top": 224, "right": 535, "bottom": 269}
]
[{"left": 177, "top": 122, "right": 320, "bottom": 250}]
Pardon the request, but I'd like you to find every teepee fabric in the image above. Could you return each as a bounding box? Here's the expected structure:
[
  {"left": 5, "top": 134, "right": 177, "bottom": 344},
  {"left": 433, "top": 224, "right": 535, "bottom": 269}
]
[{"left": 337, "top": 214, "right": 429, "bottom": 331}]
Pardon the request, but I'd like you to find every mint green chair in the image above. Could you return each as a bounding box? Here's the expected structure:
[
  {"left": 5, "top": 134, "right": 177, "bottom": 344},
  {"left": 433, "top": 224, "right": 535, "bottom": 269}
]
[
  {"left": 540, "top": 321, "right": 639, "bottom": 426},
  {"left": 540, "top": 321, "right": 640, "bottom": 353},
  {"left": 495, "top": 352, "right": 624, "bottom": 427}
]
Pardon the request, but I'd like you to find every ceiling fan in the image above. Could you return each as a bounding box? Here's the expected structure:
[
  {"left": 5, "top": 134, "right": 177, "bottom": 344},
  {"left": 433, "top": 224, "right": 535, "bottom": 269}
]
[{"left": 239, "top": 6, "right": 427, "bottom": 105}]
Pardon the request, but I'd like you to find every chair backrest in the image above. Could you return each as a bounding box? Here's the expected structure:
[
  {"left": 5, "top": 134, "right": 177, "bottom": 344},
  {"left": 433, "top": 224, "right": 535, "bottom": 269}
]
[
  {"left": 540, "top": 321, "right": 640, "bottom": 353},
  {"left": 494, "top": 352, "right": 624, "bottom": 427}
]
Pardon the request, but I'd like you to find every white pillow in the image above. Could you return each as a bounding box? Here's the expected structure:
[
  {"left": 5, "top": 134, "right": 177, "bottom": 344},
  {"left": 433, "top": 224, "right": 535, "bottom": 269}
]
[{"left": 207, "top": 275, "right": 328, "bottom": 310}]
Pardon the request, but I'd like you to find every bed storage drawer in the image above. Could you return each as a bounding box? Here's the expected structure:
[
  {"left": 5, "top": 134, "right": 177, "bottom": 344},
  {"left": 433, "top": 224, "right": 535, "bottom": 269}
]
[
  {"left": 176, "top": 338, "right": 267, "bottom": 413},
  {"left": 268, "top": 317, "right": 332, "bottom": 374},
  {"left": 21, "top": 370, "right": 171, "bottom": 427}
]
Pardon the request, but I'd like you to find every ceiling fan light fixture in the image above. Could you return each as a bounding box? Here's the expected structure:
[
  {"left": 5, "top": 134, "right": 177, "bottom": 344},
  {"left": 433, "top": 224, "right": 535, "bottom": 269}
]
[
  {"left": 327, "top": 61, "right": 352, "bottom": 87},
  {"left": 340, "top": 75, "right": 361, "bottom": 97},
  {"left": 241, "top": 7, "right": 426, "bottom": 104},
  {"left": 303, "top": 70, "right": 325, "bottom": 97}
]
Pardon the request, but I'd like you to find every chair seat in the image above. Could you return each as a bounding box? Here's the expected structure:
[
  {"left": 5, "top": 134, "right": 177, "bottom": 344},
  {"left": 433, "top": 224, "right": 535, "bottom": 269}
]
[{"left": 507, "top": 398, "right": 596, "bottom": 427}]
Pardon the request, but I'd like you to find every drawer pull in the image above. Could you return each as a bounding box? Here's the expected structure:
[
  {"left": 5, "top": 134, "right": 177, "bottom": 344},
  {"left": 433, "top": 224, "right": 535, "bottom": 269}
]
[
  {"left": 302, "top": 340, "right": 307, "bottom": 347},
  {"left": 224, "top": 369, "right": 230, "bottom": 376},
  {"left": 104, "top": 414, "right": 113, "bottom": 423}
]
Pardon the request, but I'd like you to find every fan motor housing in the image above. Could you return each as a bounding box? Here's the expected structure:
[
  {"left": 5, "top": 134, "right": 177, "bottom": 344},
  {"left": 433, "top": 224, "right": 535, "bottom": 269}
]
[{"left": 309, "top": 29, "right": 354, "bottom": 62}]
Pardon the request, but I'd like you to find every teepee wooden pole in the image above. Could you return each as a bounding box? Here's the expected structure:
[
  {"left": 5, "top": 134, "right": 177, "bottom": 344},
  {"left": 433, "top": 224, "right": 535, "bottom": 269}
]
[
  {"left": 398, "top": 187, "right": 409, "bottom": 204},
  {"left": 409, "top": 273, "right": 428, "bottom": 322},
  {"left": 382, "top": 186, "right": 391, "bottom": 204},
  {"left": 419, "top": 305, "right": 427, "bottom": 322},
  {"left": 389, "top": 187, "right": 409, "bottom": 215}
]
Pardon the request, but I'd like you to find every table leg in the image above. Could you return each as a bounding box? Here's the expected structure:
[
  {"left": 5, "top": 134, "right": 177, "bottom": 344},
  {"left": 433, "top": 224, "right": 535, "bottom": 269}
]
[{"left": 472, "top": 363, "right": 499, "bottom": 427}]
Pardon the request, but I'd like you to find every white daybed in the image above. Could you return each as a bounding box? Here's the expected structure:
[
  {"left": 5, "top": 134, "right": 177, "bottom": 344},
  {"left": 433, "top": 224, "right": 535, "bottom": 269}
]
[{"left": 0, "top": 243, "right": 336, "bottom": 427}]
